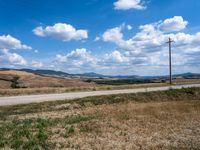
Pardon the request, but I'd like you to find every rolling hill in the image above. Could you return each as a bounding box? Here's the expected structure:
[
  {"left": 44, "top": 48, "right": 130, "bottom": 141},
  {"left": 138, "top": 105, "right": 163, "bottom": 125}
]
[{"left": 0, "top": 70, "right": 94, "bottom": 89}]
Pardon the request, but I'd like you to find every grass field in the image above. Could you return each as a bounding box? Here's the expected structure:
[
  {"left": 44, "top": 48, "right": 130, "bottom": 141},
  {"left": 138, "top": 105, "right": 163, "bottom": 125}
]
[{"left": 0, "top": 87, "right": 200, "bottom": 149}]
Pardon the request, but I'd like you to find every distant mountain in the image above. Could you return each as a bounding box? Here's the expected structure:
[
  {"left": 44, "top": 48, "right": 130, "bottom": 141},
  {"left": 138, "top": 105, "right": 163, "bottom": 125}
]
[
  {"left": 173, "top": 72, "right": 200, "bottom": 79},
  {"left": 74, "top": 72, "right": 106, "bottom": 78},
  {"left": 20, "top": 69, "right": 70, "bottom": 77},
  {"left": 1, "top": 68, "right": 200, "bottom": 80}
]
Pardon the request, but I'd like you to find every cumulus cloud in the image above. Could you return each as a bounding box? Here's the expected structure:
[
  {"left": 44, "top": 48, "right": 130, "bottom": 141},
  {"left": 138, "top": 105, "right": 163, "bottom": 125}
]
[
  {"left": 0, "top": 35, "right": 31, "bottom": 66},
  {"left": 159, "top": 16, "right": 188, "bottom": 32},
  {"left": 55, "top": 48, "right": 97, "bottom": 68},
  {"left": 7, "top": 53, "right": 27, "bottom": 65},
  {"left": 54, "top": 48, "right": 135, "bottom": 73},
  {"left": 0, "top": 35, "right": 32, "bottom": 50},
  {"left": 100, "top": 16, "right": 200, "bottom": 74},
  {"left": 103, "top": 27, "right": 134, "bottom": 50},
  {"left": 33, "top": 16, "right": 199, "bottom": 75},
  {"left": 33, "top": 23, "right": 88, "bottom": 41},
  {"left": 102, "top": 16, "right": 195, "bottom": 54},
  {"left": 31, "top": 61, "right": 43, "bottom": 68},
  {"left": 114, "top": 0, "right": 146, "bottom": 10},
  {"left": 0, "top": 49, "right": 27, "bottom": 65},
  {"left": 127, "top": 25, "right": 133, "bottom": 30},
  {"left": 103, "top": 27, "right": 123, "bottom": 42},
  {"left": 105, "top": 50, "right": 129, "bottom": 63}
]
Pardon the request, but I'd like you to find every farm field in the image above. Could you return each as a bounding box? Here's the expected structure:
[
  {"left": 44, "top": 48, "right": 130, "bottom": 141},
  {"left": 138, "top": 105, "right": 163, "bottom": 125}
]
[{"left": 0, "top": 88, "right": 200, "bottom": 149}]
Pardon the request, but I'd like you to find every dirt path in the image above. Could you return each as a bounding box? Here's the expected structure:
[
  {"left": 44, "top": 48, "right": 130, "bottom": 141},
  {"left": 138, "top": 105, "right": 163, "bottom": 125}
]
[{"left": 0, "top": 84, "right": 200, "bottom": 106}]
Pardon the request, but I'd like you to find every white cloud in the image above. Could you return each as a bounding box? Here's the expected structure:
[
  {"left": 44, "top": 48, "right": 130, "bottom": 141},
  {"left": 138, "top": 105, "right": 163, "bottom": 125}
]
[
  {"left": 0, "top": 49, "right": 27, "bottom": 65},
  {"left": 55, "top": 48, "right": 97, "bottom": 68},
  {"left": 159, "top": 16, "right": 188, "bottom": 32},
  {"left": 94, "top": 36, "right": 100, "bottom": 41},
  {"left": 0, "top": 35, "right": 31, "bottom": 66},
  {"left": 0, "top": 35, "right": 32, "bottom": 50},
  {"left": 31, "top": 61, "right": 43, "bottom": 68},
  {"left": 103, "top": 27, "right": 123, "bottom": 42},
  {"left": 105, "top": 50, "right": 129, "bottom": 63},
  {"left": 102, "top": 16, "right": 194, "bottom": 54},
  {"left": 100, "top": 16, "right": 200, "bottom": 74},
  {"left": 7, "top": 53, "right": 27, "bottom": 65},
  {"left": 43, "top": 16, "right": 200, "bottom": 75},
  {"left": 114, "top": 0, "right": 146, "bottom": 10},
  {"left": 33, "top": 23, "right": 88, "bottom": 41},
  {"left": 54, "top": 48, "right": 134, "bottom": 73},
  {"left": 127, "top": 25, "right": 133, "bottom": 30},
  {"left": 102, "top": 27, "right": 134, "bottom": 51}
]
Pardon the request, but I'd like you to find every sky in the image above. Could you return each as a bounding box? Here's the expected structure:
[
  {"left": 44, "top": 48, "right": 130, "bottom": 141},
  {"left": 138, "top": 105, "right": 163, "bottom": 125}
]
[{"left": 0, "top": 0, "right": 200, "bottom": 76}]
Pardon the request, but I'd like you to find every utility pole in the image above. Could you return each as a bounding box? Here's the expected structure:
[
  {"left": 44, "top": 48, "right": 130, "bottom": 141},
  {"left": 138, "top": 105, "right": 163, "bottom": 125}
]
[{"left": 166, "top": 38, "right": 174, "bottom": 85}]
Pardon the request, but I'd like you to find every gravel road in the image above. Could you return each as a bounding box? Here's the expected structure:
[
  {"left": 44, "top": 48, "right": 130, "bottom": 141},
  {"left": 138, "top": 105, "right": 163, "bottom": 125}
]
[{"left": 0, "top": 84, "right": 200, "bottom": 106}]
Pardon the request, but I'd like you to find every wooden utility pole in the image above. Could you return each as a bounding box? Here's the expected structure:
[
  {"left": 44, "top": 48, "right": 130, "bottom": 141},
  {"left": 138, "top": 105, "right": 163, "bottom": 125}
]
[{"left": 167, "top": 38, "right": 174, "bottom": 85}]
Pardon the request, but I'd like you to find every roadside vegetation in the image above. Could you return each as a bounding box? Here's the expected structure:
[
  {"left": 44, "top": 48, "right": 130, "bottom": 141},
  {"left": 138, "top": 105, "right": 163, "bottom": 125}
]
[
  {"left": 85, "top": 79, "right": 159, "bottom": 85},
  {"left": 0, "top": 82, "right": 167, "bottom": 97},
  {"left": 1, "top": 79, "right": 200, "bottom": 97},
  {"left": 0, "top": 87, "right": 200, "bottom": 149}
]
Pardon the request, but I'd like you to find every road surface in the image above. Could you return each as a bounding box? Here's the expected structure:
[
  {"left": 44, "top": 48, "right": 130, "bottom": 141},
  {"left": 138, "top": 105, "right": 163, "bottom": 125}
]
[{"left": 0, "top": 84, "right": 200, "bottom": 106}]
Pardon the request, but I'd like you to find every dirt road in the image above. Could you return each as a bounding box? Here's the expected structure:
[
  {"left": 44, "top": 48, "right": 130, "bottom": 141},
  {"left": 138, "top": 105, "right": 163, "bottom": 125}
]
[{"left": 0, "top": 84, "right": 200, "bottom": 106}]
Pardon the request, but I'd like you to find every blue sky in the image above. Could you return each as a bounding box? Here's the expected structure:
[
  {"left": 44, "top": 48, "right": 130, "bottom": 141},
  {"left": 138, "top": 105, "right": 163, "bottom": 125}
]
[{"left": 0, "top": 0, "right": 200, "bottom": 75}]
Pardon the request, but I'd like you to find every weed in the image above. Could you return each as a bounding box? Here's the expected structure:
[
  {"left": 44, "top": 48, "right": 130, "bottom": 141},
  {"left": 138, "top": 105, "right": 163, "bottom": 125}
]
[
  {"left": 37, "top": 129, "right": 48, "bottom": 143},
  {"left": 64, "top": 115, "right": 94, "bottom": 124},
  {"left": 11, "top": 139, "right": 24, "bottom": 149},
  {"left": 79, "top": 122, "right": 101, "bottom": 133},
  {"left": 67, "top": 126, "right": 75, "bottom": 134},
  {"left": 22, "top": 139, "right": 38, "bottom": 150},
  {"left": 0, "top": 112, "right": 7, "bottom": 121}
]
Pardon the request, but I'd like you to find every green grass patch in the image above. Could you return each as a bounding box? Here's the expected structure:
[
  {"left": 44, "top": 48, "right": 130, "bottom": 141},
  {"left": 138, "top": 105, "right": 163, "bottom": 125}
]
[
  {"left": 0, "top": 118, "right": 55, "bottom": 149},
  {"left": 0, "top": 114, "right": 96, "bottom": 149}
]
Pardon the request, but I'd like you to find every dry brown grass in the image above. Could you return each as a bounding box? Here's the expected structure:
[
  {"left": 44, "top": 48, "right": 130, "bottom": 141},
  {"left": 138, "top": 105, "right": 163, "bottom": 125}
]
[
  {"left": 1, "top": 70, "right": 200, "bottom": 97},
  {"left": 0, "top": 81, "right": 169, "bottom": 96},
  {"left": 0, "top": 88, "right": 200, "bottom": 149},
  {"left": 70, "top": 101, "right": 200, "bottom": 150},
  {"left": 172, "top": 78, "right": 200, "bottom": 85},
  {"left": 0, "top": 70, "right": 94, "bottom": 89},
  {"left": 5, "top": 101, "right": 199, "bottom": 149},
  {"left": 0, "top": 80, "right": 11, "bottom": 89}
]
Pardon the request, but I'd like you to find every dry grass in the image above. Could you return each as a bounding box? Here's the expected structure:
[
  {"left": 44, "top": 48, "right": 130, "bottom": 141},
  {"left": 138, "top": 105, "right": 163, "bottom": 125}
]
[
  {"left": 0, "top": 80, "right": 11, "bottom": 89},
  {"left": 0, "top": 70, "right": 94, "bottom": 89},
  {"left": 0, "top": 88, "right": 200, "bottom": 149},
  {"left": 0, "top": 82, "right": 168, "bottom": 97},
  {"left": 84, "top": 101, "right": 200, "bottom": 149},
  {"left": 1, "top": 70, "right": 200, "bottom": 97},
  {"left": 172, "top": 78, "right": 200, "bottom": 85}
]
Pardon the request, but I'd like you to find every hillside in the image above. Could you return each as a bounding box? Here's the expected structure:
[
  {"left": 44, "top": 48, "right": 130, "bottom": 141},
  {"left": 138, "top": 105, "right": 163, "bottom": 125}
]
[
  {"left": 1, "top": 68, "right": 200, "bottom": 80},
  {"left": 0, "top": 70, "right": 94, "bottom": 89}
]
